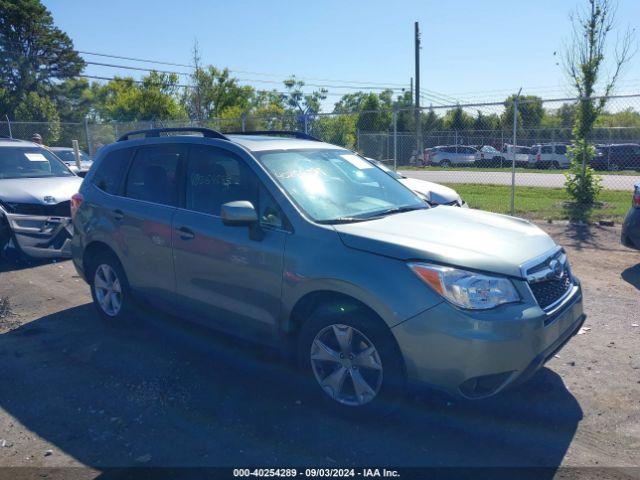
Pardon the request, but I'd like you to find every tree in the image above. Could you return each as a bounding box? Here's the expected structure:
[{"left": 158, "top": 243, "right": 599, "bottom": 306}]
[
  {"left": 502, "top": 95, "right": 544, "bottom": 129},
  {"left": 13, "top": 91, "right": 60, "bottom": 142},
  {"left": 0, "top": 0, "right": 84, "bottom": 115},
  {"left": 282, "top": 76, "right": 327, "bottom": 116},
  {"left": 443, "top": 106, "right": 474, "bottom": 132},
  {"left": 93, "top": 72, "right": 186, "bottom": 122},
  {"left": 563, "top": 0, "right": 634, "bottom": 206},
  {"left": 356, "top": 93, "right": 391, "bottom": 132},
  {"left": 184, "top": 65, "right": 254, "bottom": 120}
]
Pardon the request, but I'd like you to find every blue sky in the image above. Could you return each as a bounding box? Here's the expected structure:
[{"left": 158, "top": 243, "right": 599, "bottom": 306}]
[{"left": 44, "top": 0, "right": 640, "bottom": 109}]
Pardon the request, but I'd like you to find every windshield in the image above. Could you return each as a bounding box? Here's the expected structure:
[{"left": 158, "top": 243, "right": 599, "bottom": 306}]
[
  {"left": 0, "top": 147, "right": 74, "bottom": 179},
  {"left": 256, "top": 149, "right": 426, "bottom": 223},
  {"left": 369, "top": 158, "right": 403, "bottom": 179},
  {"left": 53, "top": 150, "right": 91, "bottom": 163}
]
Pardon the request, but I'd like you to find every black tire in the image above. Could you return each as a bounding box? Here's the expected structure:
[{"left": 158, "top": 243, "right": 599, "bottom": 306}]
[
  {"left": 549, "top": 161, "right": 560, "bottom": 170},
  {"left": 297, "top": 303, "right": 406, "bottom": 416},
  {"left": 439, "top": 159, "right": 452, "bottom": 168},
  {"left": 87, "top": 250, "right": 135, "bottom": 325}
]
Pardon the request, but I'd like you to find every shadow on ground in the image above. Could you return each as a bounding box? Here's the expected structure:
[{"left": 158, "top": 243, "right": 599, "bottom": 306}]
[
  {"left": 0, "top": 304, "right": 582, "bottom": 477},
  {"left": 621, "top": 264, "right": 640, "bottom": 290}
]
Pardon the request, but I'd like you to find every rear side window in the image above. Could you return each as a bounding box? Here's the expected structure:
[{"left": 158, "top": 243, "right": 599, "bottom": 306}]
[
  {"left": 92, "top": 148, "right": 132, "bottom": 194},
  {"left": 541, "top": 146, "right": 553, "bottom": 154},
  {"left": 555, "top": 145, "right": 567, "bottom": 154},
  {"left": 125, "top": 145, "right": 183, "bottom": 206}
]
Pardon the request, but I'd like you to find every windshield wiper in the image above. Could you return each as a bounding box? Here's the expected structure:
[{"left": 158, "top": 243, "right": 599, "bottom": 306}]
[
  {"left": 364, "top": 205, "right": 427, "bottom": 219},
  {"left": 316, "top": 216, "right": 370, "bottom": 225}
]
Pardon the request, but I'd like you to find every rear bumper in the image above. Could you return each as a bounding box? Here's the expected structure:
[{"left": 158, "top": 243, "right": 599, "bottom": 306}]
[
  {"left": 4, "top": 212, "right": 73, "bottom": 258},
  {"left": 392, "top": 284, "right": 584, "bottom": 399}
]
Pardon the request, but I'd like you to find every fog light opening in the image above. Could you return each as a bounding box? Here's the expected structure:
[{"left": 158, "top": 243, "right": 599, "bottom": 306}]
[{"left": 458, "top": 371, "right": 515, "bottom": 399}]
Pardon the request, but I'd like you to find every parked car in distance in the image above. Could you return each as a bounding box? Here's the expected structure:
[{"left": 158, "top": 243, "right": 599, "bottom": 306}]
[
  {"left": 528, "top": 143, "right": 570, "bottom": 169},
  {"left": 621, "top": 182, "right": 640, "bottom": 250},
  {"left": 0, "top": 137, "right": 83, "bottom": 258},
  {"left": 591, "top": 144, "right": 640, "bottom": 171},
  {"left": 366, "top": 158, "right": 466, "bottom": 207},
  {"left": 474, "top": 145, "right": 506, "bottom": 167},
  {"left": 72, "top": 127, "right": 585, "bottom": 412},
  {"left": 425, "top": 145, "right": 477, "bottom": 167},
  {"left": 501, "top": 144, "right": 531, "bottom": 167},
  {"left": 49, "top": 147, "right": 93, "bottom": 176}
]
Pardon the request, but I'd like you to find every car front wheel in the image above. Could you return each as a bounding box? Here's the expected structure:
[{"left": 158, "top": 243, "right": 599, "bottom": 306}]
[{"left": 298, "top": 305, "right": 405, "bottom": 414}]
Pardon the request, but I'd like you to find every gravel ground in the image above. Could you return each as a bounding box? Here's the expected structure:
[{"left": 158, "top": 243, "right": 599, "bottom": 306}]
[{"left": 0, "top": 222, "right": 638, "bottom": 478}]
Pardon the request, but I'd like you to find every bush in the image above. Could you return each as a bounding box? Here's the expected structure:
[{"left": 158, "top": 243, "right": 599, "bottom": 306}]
[{"left": 564, "top": 141, "right": 602, "bottom": 205}]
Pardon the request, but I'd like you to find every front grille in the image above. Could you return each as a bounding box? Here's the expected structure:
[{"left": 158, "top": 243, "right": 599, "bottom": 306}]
[
  {"left": 6, "top": 201, "right": 70, "bottom": 217},
  {"left": 529, "top": 263, "right": 573, "bottom": 310}
]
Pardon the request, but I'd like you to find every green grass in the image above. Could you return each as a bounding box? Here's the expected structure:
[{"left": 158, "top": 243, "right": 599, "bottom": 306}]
[
  {"left": 446, "top": 183, "right": 632, "bottom": 222},
  {"left": 400, "top": 166, "right": 639, "bottom": 175}
]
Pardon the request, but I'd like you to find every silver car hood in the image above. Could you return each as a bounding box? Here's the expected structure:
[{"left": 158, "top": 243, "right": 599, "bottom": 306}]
[
  {"left": 399, "top": 177, "right": 460, "bottom": 204},
  {"left": 334, "top": 207, "right": 556, "bottom": 278},
  {"left": 0, "top": 176, "right": 83, "bottom": 205}
]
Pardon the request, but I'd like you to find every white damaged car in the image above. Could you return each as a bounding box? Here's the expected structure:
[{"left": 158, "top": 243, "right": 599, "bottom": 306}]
[
  {"left": 0, "top": 138, "right": 83, "bottom": 259},
  {"left": 367, "top": 158, "right": 466, "bottom": 207}
]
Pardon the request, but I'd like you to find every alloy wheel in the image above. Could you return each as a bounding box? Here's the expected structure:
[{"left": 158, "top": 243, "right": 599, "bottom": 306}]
[
  {"left": 310, "top": 324, "right": 383, "bottom": 406},
  {"left": 94, "top": 264, "right": 123, "bottom": 317}
]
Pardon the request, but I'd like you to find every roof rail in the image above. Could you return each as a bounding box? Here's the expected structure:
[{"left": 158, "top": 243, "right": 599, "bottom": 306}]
[
  {"left": 225, "top": 130, "right": 322, "bottom": 142},
  {"left": 117, "top": 127, "right": 228, "bottom": 142}
]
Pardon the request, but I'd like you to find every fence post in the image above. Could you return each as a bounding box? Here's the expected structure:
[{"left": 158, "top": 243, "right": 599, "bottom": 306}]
[
  {"left": 84, "top": 117, "right": 92, "bottom": 156},
  {"left": 241, "top": 113, "right": 246, "bottom": 132},
  {"left": 5, "top": 115, "right": 12, "bottom": 138},
  {"left": 393, "top": 106, "right": 398, "bottom": 171},
  {"left": 511, "top": 88, "right": 522, "bottom": 216},
  {"left": 303, "top": 114, "right": 308, "bottom": 134}
]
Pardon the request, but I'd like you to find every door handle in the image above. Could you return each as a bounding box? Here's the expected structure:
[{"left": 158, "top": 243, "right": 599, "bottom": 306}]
[
  {"left": 177, "top": 226, "right": 195, "bottom": 240},
  {"left": 112, "top": 209, "right": 124, "bottom": 221}
]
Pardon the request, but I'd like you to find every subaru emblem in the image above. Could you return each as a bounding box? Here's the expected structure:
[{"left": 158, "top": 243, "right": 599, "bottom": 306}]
[{"left": 549, "top": 259, "right": 564, "bottom": 279}]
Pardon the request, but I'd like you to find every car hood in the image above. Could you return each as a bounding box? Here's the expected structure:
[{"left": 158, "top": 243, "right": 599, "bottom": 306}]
[
  {"left": 334, "top": 207, "right": 556, "bottom": 278},
  {"left": 399, "top": 177, "right": 461, "bottom": 204},
  {"left": 0, "top": 176, "right": 83, "bottom": 205}
]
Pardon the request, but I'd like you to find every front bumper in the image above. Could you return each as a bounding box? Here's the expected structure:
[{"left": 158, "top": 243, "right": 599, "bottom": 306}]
[
  {"left": 4, "top": 212, "right": 73, "bottom": 258},
  {"left": 392, "top": 283, "right": 584, "bottom": 399},
  {"left": 621, "top": 207, "right": 640, "bottom": 250}
]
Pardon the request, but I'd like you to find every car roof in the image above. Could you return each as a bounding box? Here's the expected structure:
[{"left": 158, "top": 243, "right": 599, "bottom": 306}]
[
  {"left": 49, "top": 146, "right": 73, "bottom": 151},
  {"left": 0, "top": 138, "right": 41, "bottom": 148},
  {"left": 225, "top": 134, "right": 343, "bottom": 152}
]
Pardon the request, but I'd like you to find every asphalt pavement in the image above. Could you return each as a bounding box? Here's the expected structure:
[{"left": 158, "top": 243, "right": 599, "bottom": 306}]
[{"left": 399, "top": 170, "right": 639, "bottom": 190}]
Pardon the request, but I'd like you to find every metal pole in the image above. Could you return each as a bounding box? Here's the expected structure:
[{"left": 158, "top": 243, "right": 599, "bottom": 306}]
[
  {"left": 5, "top": 115, "right": 12, "bottom": 138},
  {"left": 414, "top": 22, "right": 422, "bottom": 162},
  {"left": 303, "top": 114, "right": 308, "bottom": 134},
  {"left": 511, "top": 88, "right": 522, "bottom": 216},
  {"left": 72, "top": 139, "right": 81, "bottom": 170},
  {"left": 241, "top": 113, "right": 246, "bottom": 132},
  {"left": 393, "top": 106, "right": 398, "bottom": 171},
  {"left": 84, "top": 117, "right": 92, "bottom": 156}
]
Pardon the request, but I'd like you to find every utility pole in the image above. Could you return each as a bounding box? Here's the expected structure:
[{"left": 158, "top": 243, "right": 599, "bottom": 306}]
[
  {"left": 410, "top": 77, "right": 413, "bottom": 103},
  {"left": 414, "top": 22, "right": 422, "bottom": 163}
]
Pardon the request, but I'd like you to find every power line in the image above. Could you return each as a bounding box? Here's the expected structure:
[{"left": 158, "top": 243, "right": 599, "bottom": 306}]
[{"left": 78, "top": 49, "right": 409, "bottom": 87}]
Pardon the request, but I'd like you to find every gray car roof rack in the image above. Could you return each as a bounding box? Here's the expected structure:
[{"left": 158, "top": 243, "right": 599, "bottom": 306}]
[
  {"left": 117, "top": 127, "right": 229, "bottom": 142},
  {"left": 225, "top": 130, "right": 322, "bottom": 142}
]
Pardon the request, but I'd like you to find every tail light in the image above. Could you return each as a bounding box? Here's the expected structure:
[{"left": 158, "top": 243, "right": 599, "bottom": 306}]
[
  {"left": 70, "top": 192, "right": 84, "bottom": 219},
  {"left": 633, "top": 189, "right": 640, "bottom": 208},
  {"left": 536, "top": 153, "right": 541, "bottom": 162}
]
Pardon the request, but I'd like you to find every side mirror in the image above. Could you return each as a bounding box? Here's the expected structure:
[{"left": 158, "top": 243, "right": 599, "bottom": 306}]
[{"left": 221, "top": 201, "right": 258, "bottom": 226}]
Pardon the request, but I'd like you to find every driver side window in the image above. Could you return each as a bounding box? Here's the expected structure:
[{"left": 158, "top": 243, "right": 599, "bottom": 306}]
[{"left": 186, "top": 146, "right": 287, "bottom": 229}]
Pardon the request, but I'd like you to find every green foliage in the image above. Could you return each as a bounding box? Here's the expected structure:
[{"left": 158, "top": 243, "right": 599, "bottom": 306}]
[
  {"left": 502, "top": 95, "right": 544, "bottom": 129},
  {"left": 443, "top": 107, "right": 474, "bottom": 131},
  {"left": 0, "top": 0, "right": 84, "bottom": 115},
  {"left": 356, "top": 93, "right": 391, "bottom": 132},
  {"left": 13, "top": 91, "right": 60, "bottom": 142},
  {"left": 314, "top": 114, "right": 357, "bottom": 149},
  {"left": 93, "top": 72, "right": 187, "bottom": 122},
  {"left": 282, "top": 76, "right": 327, "bottom": 116},
  {"left": 564, "top": 141, "right": 602, "bottom": 205},
  {"left": 184, "top": 66, "right": 253, "bottom": 120}
]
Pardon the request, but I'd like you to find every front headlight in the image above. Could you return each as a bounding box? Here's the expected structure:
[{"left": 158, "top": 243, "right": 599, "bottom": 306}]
[{"left": 408, "top": 263, "right": 520, "bottom": 310}]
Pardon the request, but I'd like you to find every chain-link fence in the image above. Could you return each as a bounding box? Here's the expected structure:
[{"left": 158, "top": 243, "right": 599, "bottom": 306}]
[{"left": 2, "top": 93, "right": 639, "bottom": 221}]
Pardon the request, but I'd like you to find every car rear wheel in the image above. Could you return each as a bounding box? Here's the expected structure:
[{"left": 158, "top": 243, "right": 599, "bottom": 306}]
[
  {"left": 439, "top": 159, "right": 452, "bottom": 168},
  {"left": 548, "top": 161, "right": 560, "bottom": 170},
  {"left": 89, "top": 251, "right": 134, "bottom": 324},
  {"left": 298, "top": 304, "right": 405, "bottom": 414}
]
